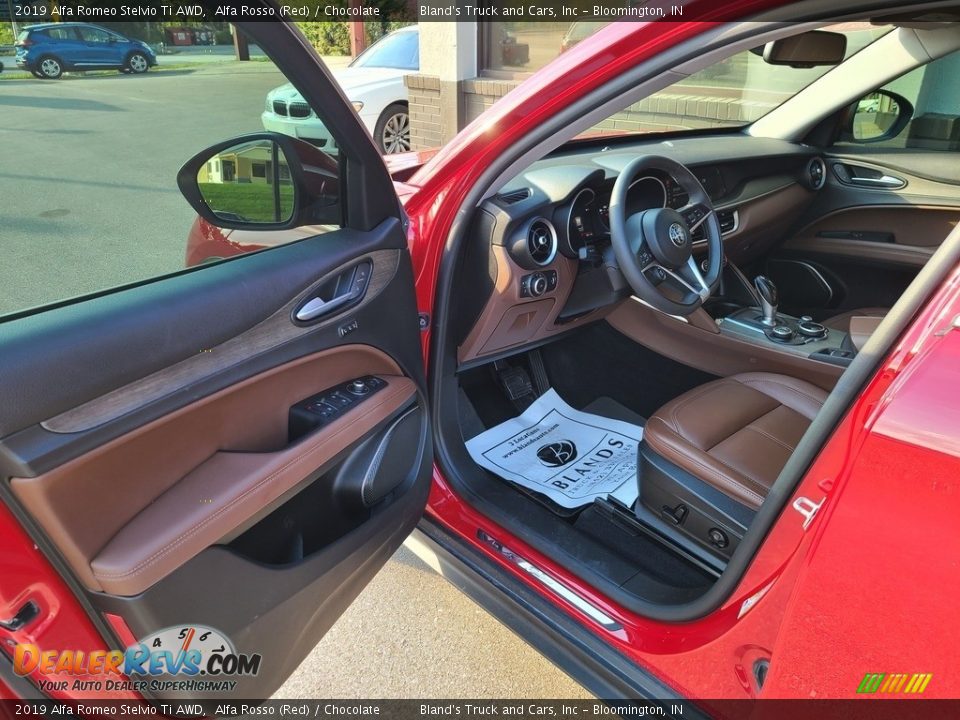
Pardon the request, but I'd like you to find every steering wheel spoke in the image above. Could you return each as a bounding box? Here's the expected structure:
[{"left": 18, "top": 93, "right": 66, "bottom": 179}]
[
  {"left": 679, "top": 202, "right": 713, "bottom": 232},
  {"left": 674, "top": 256, "right": 712, "bottom": 302},
  {"left": 645, "top": 258, "right": 710, "bottom": 304}
]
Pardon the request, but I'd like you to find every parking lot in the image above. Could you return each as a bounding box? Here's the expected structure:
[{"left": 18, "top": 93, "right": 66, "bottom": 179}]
[
  {"left": 1, "top": 58, "right": 589, "bottom": 698},
  {"left": 0, "top": 61, "right": 288, "bottom": 315}
]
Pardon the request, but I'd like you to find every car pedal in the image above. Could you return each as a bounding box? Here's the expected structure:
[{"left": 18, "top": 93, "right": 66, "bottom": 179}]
[
  {"left": 527, "top": 349, "right": 550, "bottom": 395},
  {"left": 494, "top": 362, "right": 536, "bottom": 411}
]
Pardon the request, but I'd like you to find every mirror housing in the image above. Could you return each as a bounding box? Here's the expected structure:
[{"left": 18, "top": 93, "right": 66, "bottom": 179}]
[
  {"left": 759, "top": 31, "right": 846, "bottom": 68},
  {"left": 177, "top": 132, "right": 341, "bottom": 231},
  {"left": 840, "top": 89, "right": 914, "bottom": 143}
]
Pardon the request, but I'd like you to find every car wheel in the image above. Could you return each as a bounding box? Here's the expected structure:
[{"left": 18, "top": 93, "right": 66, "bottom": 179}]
[
  {"left": 37, "top": 56, "right": 63, "bottom": 79},
  {"left": 375, "top": 103, "right": 411, "bottom": 154},
  {"left": 126, "top": 52, "right": 150, "bottom": 74},
  {"left": 31, "top": 70, "right": 46, "bottom": 79}
]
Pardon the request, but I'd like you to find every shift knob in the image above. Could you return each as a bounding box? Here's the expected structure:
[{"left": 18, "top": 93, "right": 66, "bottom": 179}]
[{"left": 754, "top": 275, "right": 779, "bottom": 326}]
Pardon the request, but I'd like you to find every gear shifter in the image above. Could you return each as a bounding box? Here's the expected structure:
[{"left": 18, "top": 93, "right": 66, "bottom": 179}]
[{"left": 753, "top": 275, "right": 779, "bottom": 327}]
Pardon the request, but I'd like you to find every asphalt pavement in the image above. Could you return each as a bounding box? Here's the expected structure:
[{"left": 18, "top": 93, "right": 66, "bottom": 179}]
[
  {"left": 1, "top": 61, "right": 291, "bottom": 315},
  {"left": 1, "top": 57, "right": 590, "bottom": 699},
  {"left": 275, "top": 545, "right": 591, "bottom": 698},
  {"left": 0, "top": 55, "right": 352, "bottom": 317}
]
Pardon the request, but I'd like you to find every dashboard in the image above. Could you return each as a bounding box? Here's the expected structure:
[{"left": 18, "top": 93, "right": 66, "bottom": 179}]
[
  {"left": 456, "top": 134, "right": 828, "bottom": 366},
  {"left": 566, "top": 172, "right": 694, "bottom": 253}
]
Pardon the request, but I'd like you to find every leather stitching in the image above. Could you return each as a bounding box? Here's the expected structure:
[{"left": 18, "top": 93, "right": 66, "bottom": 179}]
[
  {"left": 735, "top": 377, "right": 825, "bottom": 419},
  {"left": 744, "top": 423, "right": 796, "bottom": 452},
  {"left": 646, "top": 418, "right": 766, "bottom": 505},
  {"left": 93, "top": 382, "right": 411, "bottom": 582},
  {"left": 665, "top": 380, "right": 740, "bottom": 437},
  {"left": 704, "top": 404, "right": 779, "bottom": 453}
]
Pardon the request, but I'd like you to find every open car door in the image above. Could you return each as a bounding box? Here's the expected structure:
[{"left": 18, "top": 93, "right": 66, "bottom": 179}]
[{"left": 0, "top": 17, "right": 431, "bottom": 700}]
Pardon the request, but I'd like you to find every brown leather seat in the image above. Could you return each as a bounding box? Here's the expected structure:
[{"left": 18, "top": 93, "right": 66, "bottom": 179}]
[
  {"left": 644, "top": 373, "right": 828, "bottom": 509},
  {"left": 823, "top": 307, "right": 888, "bottom": 333}
]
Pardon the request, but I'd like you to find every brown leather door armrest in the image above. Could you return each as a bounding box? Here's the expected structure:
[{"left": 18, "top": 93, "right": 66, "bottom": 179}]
[{"left": 89, "top": 376, "right": 415, "bottom": 596}]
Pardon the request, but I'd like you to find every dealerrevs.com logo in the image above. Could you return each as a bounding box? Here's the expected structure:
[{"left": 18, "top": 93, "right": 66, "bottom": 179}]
[{"left": 14, "top": 625, "right": 261, "bottom": 694}]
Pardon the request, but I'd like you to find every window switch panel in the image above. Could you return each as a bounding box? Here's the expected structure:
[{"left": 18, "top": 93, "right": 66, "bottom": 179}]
[{"left": 288, "top": 375, "right": 387, "bottom": 442}]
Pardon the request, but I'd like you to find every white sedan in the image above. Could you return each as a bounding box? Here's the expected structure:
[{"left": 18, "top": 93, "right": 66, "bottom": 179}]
[{"left": 262, "top": 26, "right": 418, "bottom": 154}]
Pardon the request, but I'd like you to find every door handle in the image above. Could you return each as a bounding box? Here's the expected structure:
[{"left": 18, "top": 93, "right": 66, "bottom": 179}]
[
  {"left": 296, "top": 292, "right": 358, "bottom": 322},
  {"left": 831, "top": 162, "right": 906, "bottom": 190},
  {"left": 295, "top": 261, "right": 371, "bottom": 323},
  {"left": 847, "top": 175, "right": 905, "bottom": 188}
]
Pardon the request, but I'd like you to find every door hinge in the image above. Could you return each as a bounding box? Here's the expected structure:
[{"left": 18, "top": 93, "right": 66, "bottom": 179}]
[
  {"left": 418, "top": 312, "right": 430, "bottom": 331},
  {"left": 0, "top": 600, "right": 40, "bottom": 632}
]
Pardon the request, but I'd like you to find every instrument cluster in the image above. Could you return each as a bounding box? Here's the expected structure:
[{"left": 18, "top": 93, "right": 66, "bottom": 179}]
[{"left": 565, "top": 172, "right": 691, "bottom": 254}]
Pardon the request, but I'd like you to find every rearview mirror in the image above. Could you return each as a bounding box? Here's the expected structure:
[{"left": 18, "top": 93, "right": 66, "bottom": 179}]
[
  {"left": 759, "top": 31, "right": 847, "bottom": 68},
  {"left": 843, "top": 89, "right": 913, "bottom": 143},
  {"left": 177, "top": 133, "right": 341, "bottom": 231}
]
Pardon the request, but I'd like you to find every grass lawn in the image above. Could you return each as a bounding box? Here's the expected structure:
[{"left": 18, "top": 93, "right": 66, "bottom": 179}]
[{"left": 199, "top": 182, "right": 295, "bottom": 224}]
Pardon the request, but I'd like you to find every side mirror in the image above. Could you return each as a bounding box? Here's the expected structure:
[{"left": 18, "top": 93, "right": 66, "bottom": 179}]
[
  {"left": 177, "top": 132, "right": 341, "bottom": 231},
  {"left": 841, "top": 90, "right": 914, "bottom": 143},
  {"left": 756, "top": 30, "right": 847, "bottom": 68}
]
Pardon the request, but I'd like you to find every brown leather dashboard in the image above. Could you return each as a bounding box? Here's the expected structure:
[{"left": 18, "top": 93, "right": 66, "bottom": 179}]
[
  {"left": 11, "top": 345, "right": 415, "bottom": 596},
  {"left": 457, "top": 245, "right": 612, "bottom": 364}
]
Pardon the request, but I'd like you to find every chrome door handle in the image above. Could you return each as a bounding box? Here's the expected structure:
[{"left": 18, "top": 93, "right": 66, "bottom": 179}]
[
  {"left": 296, "top": 292, "right": 357, "bottom": 322},
  {"left": 294, "top": 261, "right": 371, "bottom": 323},
  {"left": 848, "top": 175, "right": 905, "bottom": 188}
]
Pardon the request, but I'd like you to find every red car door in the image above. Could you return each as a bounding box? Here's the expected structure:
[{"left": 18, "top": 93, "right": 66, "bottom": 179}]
[{"left": 0, "top": 14, "right": 430, "bottom": 702}]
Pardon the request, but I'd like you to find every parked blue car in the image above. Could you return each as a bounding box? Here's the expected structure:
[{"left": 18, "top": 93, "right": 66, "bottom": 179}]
[{"left": 15, "top": 23, "right": 157, "bottom": 79}]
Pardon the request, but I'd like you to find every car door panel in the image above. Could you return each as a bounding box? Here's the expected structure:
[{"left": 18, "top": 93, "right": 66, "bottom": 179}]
[
  {"left": 0, "top": 224, "right": 430, "bottom": 697},
  {"left": 0, "top": 225, "right": 406, "bottom": 467},
  {"left": 0, "top": 17, "right": 431, "bottom": 702},
  {"left": 770, "top": 153, "right": 960, "bottom": 318},
  {"left": 9, "top": 347, "right": 416, "bottom": 594}
]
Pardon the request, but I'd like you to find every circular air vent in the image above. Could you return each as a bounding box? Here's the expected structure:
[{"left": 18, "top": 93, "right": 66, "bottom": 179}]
[
  {"left": 526, "top": 218, "right": 557, "bottom": 266},
  {"left": 807, "top": 157, "right": 827, "bottom": 190}
]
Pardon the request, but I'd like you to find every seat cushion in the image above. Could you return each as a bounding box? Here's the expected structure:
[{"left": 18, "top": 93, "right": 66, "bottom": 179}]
[
  {"left": 823, "top": 307, "right": 888, "bottom": 333},
  {"left": 644, "top": 373, "right": 828, "bottom": 509}
]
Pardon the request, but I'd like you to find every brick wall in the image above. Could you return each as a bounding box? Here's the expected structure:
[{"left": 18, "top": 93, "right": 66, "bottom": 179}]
[
  {"left": 405, "top": 74, "right": 443, "bottom": 151},
  {"left": 407, "top": 77, "right": 780, "bottom": 149},
  {"left": 462, "top": 78, "right": 518, "bottom": 124}
]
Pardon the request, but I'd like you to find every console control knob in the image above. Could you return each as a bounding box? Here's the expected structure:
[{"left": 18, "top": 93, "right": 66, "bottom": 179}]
[
  {"left": 529, "top": 272, "right": 548, "bottom": 297},
  {"left": 797, "top": 320, "right": 827, "bottom": 338},
  {"left": 348, "top": 379, "right": 370, "bottom": 395},
  {"left": 800, "top": 315, "right": 813, "bottom": 323},
  {"left": 771, "top": 325, "right": 794, "bottom": 341}
]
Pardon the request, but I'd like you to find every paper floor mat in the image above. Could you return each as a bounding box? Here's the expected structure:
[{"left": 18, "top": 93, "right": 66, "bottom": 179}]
[{"left": 465, "top": 389, "right": 642, "bottom": 510}]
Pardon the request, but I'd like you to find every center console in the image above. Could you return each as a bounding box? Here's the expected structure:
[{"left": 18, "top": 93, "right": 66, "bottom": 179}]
[{"left": 708, "top": 263, "right": 856, "bottom": 368}]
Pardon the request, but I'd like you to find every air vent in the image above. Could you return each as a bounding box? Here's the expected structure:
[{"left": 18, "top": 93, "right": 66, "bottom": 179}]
[
  {"left": 718, "top": 209, "right": 738, "bottom": 234},
  {"left": 807, "top": 157, "right": 827, "bottom": 190},
  {"left": 527, "top": 218, "right": 557, "bottom": 266},
  {"left": 497, "top": 188, "right": 531, "bottom": 205}
]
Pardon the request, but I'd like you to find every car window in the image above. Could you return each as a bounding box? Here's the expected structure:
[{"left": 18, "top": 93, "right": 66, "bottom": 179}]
[
  {"left": 2, "top": 23, "right": 344, "bottom": 320},
  {"left": 578, "top": 23, "right": 890, "bottom": 140},
  {"left": 351, "top": 30, "right": 419, "bottom": 70},
  {"left": 77, "top": 27, "right": 113, "bottom": 43},
  {"left": 46, "top": 28, "right": 78, "bottom": 41},
  {"left": 836, "top": 49, "right": 960, "bottom": 152}
]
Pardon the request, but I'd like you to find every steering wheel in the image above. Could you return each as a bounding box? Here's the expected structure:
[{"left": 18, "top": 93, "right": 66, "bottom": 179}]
[{"left": 609, "top": 155, "right": 722, "bottom": 317}]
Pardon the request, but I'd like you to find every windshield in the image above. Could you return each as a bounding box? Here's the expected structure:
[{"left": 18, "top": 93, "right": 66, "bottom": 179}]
[
  {"left": 350, "top": 29, "right": 419, "bottom": 71},
  {"left": 577, "top": 23, "right": 891, "bottom": 140}
]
